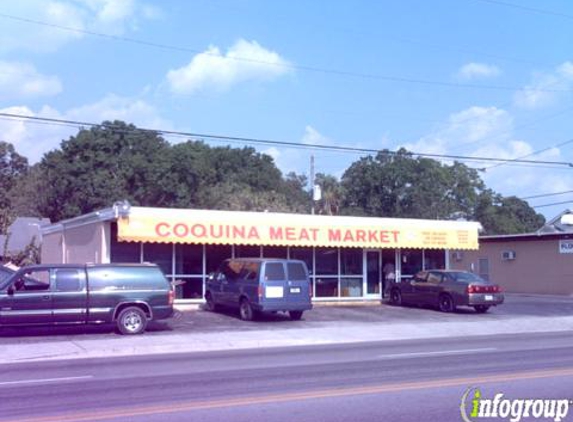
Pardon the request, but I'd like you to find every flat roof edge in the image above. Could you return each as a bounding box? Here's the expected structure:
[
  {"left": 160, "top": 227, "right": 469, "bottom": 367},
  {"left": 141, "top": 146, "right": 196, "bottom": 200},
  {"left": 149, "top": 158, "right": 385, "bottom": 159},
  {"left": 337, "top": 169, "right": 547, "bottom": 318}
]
[{"left": 41, "top": 207, "right": 117, "bottom": 235}]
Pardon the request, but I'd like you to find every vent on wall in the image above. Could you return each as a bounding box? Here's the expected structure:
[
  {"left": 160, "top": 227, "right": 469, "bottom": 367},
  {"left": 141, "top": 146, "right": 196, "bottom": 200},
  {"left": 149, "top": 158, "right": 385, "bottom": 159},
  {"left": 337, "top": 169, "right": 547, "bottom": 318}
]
[{"left": 501, "top": 250, "right": 516, "bottom": 261}]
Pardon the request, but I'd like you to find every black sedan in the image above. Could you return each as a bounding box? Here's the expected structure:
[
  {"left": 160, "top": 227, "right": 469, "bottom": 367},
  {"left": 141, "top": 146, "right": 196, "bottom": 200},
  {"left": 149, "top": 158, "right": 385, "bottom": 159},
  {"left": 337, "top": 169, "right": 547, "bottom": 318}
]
[{"left": 387, "top": 270, "right": 504, "bottom": 313}]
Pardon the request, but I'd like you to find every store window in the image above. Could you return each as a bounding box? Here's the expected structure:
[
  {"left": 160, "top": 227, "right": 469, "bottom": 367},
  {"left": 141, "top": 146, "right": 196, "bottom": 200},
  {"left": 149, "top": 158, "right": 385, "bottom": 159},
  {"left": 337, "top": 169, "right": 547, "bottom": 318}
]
[
  {"left": 110, "top": 223, "right": 140, "bottom": 263},
  {"left": 143, "top": 243, "right": 173, "bottom": 276},
  {"left": 340, "top": 248, "right": 362, "bottom": 275},
  {"left": 206, "top": 245, "right": 232, "bottom": 273},
  {"left": 262, "top": 246, "right": 288, "bottom": 258},
  {"left": 179, "top": 277, "right": 203, "bottom": 299},
  {"left": 401, "top": 249, "right": 423, "bottom": 281},
  {"left": 424, "top": 250, "right": 446, "bottom": 270},
  {"left": 235, "top": 245, "right": 261, "bottom": 258},
  {"left": 175, "top": 244, "right": 203, "bottom": 275},
  {"left": 315, "top": 247, "right": 338, "bottom": 275},
  {"left": 315, "top": 277, "right": 338, "bottom": 297},
  {"left": 289, "top": 247, "right": 313, "bottom": 274},
  {"left": 340, "top": 278, "right": 362, "bottom": 297}
]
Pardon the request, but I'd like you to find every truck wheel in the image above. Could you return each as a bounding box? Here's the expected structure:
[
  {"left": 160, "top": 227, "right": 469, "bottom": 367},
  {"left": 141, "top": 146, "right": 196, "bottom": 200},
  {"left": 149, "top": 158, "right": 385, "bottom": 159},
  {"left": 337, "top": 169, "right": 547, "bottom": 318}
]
[
  {"left": 289, "top": 310, "right": 303, "bottom": 321},
  {"left": 117, "top": 306, "right": 148, "bottom": 335},
  {"left": 239, "top": 299, "right": 254, "bottom": 321}
]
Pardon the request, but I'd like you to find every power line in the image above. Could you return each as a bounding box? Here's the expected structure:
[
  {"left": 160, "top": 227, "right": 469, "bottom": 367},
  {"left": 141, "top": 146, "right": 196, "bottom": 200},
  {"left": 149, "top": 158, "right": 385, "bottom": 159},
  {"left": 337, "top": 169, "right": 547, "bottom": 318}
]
[
  {"left": 0, "top": 12, "right": 571, "bottom": 94},
  {"left": 522, "top": 190, "right": 573, "bottom": 200},
  {"left": 532, "top": 200, "right": 573, "bottom": 209},
  {"left": 472, "top": 0, "right": 573, "bottom": 20},
  {"left": 482, "top": 138, "right": 573, "bottom": 172},
  {"left": 2, "top": 111, "right": 573, "bottom": 168}
]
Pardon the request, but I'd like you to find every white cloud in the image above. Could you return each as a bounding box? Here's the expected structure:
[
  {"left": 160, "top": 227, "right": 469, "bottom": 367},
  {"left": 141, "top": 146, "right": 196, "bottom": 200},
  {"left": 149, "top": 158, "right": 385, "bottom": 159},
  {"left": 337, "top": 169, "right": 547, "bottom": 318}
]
[
  {"left": 0, "top": 61, "right": 62, "bottom": 99},
  {"left": 514, "top": 61, "right": 573, "bottom": 109},
  {"left": 66, "top": 94, "right": 171, "bottom": 129},
  {"left": 456, "top": 63, "right": 501, "bottom": 80},
  {"left": 166, "top": 39, "right": 292, "bottom": 94},
  {"left": 301, "top": 125, "right": 330, "bottom": 146},
  {"left": 1, "top": 94, "right": 170, "bottom": 163},
  {"left": 400, "top": 105, "right": 573, "bottom": 218},
  {"left": 0, "top": 0, "right": 158, "bottom": 53},
  {"left": 404, "top": 106, "right": 513, "bottom": 154}
]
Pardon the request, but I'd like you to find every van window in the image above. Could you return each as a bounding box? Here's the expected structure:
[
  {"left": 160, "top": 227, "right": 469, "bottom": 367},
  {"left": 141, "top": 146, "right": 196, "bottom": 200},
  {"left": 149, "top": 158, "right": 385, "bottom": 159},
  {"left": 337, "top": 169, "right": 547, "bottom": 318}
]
[
  {"left": 264, "top": 263, "right": 286, "bottom": 281},
  {"left": 287, "top": 262, "right": 307, "bottom": 281},
  {"left": 221, "top": 261, "right": 243, "bottom": 282},
  {"left": 241, "top": 262, "right": 260, "bottom": 281}
]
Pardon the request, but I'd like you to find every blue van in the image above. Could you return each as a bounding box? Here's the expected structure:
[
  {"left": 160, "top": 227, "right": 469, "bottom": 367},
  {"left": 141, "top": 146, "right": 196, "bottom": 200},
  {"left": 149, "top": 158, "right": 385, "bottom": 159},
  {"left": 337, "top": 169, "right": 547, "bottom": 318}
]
[{"left": 205, "top": 258, "right": 313, "bottom": 321}]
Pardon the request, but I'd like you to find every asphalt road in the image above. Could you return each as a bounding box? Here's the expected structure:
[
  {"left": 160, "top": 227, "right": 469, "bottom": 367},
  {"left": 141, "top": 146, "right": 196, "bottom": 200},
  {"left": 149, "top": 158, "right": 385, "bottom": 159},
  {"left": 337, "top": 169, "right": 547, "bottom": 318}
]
[
  {"left": 1, "top": 293, "right": 573, "bottom": 341},
  {"left": 1, "top": 331, "right": 573, "bottom": 422}
]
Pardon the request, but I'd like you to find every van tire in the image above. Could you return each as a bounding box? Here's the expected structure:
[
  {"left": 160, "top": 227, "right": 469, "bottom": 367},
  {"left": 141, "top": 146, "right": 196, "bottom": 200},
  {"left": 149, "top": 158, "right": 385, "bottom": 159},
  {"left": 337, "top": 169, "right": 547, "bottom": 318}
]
[
  {"left": 289, "top": 310, "right": 304, "bottom": 321},
  {"left": 239, "top": 299, "right": 254, "bottom": 321},
  {"left": 117, "top": 306, "right": 148, "bottom": 335}
]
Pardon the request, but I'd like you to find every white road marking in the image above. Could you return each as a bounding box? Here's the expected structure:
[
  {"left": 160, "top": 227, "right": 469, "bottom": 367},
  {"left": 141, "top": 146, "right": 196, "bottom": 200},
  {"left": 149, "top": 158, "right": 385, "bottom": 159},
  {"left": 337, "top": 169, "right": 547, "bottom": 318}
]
[
  {"left": 377, "top": 347, "right": 497, "bottom": 359},
  {"left": 0, "top": 375, "right": 93, "bottom": 386}
]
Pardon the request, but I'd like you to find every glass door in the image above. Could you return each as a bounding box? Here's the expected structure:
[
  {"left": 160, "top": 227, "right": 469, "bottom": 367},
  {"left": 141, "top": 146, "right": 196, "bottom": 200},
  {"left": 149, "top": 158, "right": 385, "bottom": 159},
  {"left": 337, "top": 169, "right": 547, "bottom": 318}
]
[{"left": 364, "top": 250, "right": 381, "bottom": 298}]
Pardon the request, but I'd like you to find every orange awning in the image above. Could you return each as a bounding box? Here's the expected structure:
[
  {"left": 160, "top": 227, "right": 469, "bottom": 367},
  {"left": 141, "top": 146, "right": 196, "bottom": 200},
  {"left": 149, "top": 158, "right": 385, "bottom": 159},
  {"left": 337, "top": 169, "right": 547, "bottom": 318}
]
[{"left": 117, "top": 207, "right": 480, "bottom": 250}]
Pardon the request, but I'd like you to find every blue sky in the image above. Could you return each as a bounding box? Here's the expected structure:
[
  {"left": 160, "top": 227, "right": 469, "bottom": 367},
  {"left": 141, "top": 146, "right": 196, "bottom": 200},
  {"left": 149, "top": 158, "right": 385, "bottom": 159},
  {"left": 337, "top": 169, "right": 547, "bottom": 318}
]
[{"left": 1, "top": 0, "right": 572, "bottom": 220}]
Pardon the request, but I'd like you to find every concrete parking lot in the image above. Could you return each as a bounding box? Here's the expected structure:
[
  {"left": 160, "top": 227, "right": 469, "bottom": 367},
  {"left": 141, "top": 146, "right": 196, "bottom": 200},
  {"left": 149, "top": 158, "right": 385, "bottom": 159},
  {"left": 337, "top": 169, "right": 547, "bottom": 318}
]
[{"left": 2, "top": 293, "right": 573, "bottom": 341}]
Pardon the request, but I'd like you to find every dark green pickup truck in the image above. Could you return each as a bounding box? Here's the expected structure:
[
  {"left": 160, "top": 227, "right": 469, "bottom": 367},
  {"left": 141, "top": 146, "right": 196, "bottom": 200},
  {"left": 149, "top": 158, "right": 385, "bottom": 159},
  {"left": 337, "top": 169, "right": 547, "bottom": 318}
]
[{"left": 0, "top": 263, "right": 174, "bottom": 335}]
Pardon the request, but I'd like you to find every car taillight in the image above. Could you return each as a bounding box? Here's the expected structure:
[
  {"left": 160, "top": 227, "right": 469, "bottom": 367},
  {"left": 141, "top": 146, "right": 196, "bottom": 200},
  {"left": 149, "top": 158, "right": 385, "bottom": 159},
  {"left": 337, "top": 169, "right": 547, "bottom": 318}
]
[
  {"left": 258, "top": 285, "right": 264, "bottom": 298},
  {"left": 467, "top": 285, "right": 478, "bottom": 293},
  {"left": 168, "top": 288, "right": 175, "bottom": 305}
]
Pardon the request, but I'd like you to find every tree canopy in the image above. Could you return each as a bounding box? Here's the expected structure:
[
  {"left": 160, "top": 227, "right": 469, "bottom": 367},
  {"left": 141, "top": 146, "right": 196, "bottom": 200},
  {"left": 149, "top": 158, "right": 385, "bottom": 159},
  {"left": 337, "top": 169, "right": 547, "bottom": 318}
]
[
  {"left": 0, "top": 141, "right": 28, "bottom": 233},
  {"left": 4, "top": 121, "right": 546, "bottom": 235}
]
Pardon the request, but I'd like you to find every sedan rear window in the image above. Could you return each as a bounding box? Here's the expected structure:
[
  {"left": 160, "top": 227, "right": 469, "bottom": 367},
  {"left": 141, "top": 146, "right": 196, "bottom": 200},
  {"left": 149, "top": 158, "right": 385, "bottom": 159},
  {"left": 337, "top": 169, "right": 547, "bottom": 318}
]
[{"left": 450, "top": 272, "right": 486, "bottom": 283}]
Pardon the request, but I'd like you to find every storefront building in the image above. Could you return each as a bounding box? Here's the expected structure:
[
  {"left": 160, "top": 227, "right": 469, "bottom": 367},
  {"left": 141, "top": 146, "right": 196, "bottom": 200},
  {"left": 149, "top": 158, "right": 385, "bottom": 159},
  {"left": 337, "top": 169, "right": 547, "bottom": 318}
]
[{"left": 41, "top": 203, "right": 480, "bottom": 302}]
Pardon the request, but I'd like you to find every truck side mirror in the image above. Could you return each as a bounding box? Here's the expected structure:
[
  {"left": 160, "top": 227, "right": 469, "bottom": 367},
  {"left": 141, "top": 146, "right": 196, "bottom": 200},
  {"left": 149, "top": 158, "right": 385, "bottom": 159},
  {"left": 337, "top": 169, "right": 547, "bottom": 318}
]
[{"left": 7, "top": 285, "right": 15, "bottom": 296}]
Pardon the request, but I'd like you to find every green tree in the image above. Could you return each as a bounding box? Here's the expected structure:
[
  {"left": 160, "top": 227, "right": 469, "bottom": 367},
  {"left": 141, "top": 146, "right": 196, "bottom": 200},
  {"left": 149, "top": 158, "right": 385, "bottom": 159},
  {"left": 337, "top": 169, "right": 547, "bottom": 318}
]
[
  {"left": 475, "top": 192, "right": 545, "bottom": 235},
  {"left": 38, "top": 121, "right": 173, "bottom": 221},
  {"left": 340, "top": 149, "right": 544, "bottom": 234},
  {"left": 0, "top": 142, "right": 28, "bottom": 232},
  {"left": 314, "top": 173, "right": 343, "bottom": 215}
]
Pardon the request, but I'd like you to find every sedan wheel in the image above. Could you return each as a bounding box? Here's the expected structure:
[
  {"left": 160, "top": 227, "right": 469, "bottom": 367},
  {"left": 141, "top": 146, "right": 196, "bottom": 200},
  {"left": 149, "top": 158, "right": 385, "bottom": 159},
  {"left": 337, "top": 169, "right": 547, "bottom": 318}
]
[
  {"left": 390, "top": 289, "right": 402, "bottom": 306},
  {"left": 438, "top": 294, "right": 455, "bottom": 313}
]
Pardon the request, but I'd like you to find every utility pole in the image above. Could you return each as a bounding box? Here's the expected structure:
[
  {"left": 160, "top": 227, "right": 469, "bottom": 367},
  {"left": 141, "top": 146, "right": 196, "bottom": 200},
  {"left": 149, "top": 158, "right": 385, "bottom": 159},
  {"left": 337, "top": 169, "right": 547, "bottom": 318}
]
[{"left": 310, "top": 155, "right": 315, "bottom": 215}]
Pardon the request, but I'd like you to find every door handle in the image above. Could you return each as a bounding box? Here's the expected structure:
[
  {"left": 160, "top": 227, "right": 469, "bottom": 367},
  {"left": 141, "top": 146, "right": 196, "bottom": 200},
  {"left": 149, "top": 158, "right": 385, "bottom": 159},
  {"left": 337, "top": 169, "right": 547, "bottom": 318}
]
[{"left": 42, "top": 295, "right": 50, "bottom": 301}]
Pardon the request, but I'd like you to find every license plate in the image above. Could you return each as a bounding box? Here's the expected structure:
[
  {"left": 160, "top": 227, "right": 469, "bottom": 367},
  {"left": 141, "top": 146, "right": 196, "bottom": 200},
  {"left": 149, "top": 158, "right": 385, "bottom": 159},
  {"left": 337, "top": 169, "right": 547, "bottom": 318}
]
[
  {"left": 485, "top": 295, "right": 494, "bottom": 301},
  {"left": 266, "top": 286, "right": 284, "bottom": 298},
  {"left": 290, "top": 287, "right": 301, "bottom": 294}
]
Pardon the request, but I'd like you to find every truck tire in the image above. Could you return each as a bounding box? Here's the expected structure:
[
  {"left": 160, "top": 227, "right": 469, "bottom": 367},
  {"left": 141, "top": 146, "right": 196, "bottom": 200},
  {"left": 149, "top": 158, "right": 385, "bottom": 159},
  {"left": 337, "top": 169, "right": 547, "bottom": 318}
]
[{"left": 117, "top": 306, "right": 148, "bottom": 335}]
